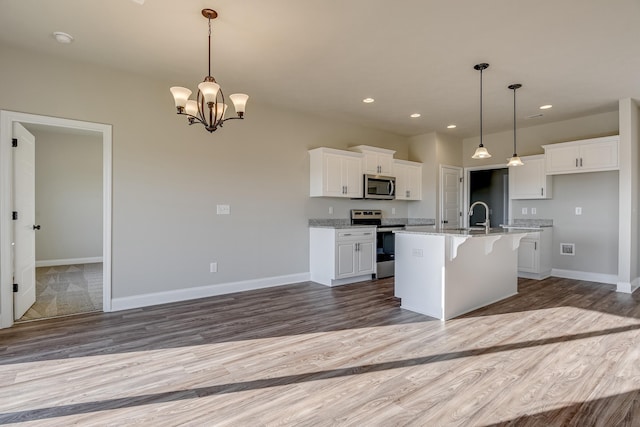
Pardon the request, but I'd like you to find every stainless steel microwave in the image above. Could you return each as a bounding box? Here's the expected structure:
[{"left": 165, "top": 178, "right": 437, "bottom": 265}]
[{"left": 364, "top": 174, "right": 396, "bottom": 199}]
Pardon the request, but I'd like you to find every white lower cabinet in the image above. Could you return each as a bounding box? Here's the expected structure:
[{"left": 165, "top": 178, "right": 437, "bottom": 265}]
[
  {"left": 310, "top": 227, "right": 376, "bottom": 286},
  {"left": 517, "top": 229, "right": 553, "bottom": 279}
]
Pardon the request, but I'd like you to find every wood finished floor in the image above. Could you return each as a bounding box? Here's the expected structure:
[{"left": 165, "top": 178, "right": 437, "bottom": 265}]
[{"left": 0, "top": 277, "right": 639, "bottom": 426}]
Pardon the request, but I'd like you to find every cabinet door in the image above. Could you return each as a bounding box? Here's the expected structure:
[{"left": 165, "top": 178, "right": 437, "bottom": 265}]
[
  {"left": 337, "top": 242, "right": 356, "bottom": 277},
  {"left": 378, "top": 155, "right": 394, "bottom": 175},
  {"left": 580, "top": 139, "right": 618, "bottom": 171},
  {"left": 405, "top": 165, "right": 422, "bottom": 200},
  {"left": 545, "top": 145, "right": 580, "bottom": 174},
  {"left": 356, "top": 240, "right": 375, "bottom": 275},
  {"left": 343, "top": 155, "right": 363, "bottom": 198},
  {"left": 394, "top": 164, "right": 408, "bottom": 200},
  {"left": 323, "top": 153, "right": 347, "bottom": 197},
  {"left": 517, "top": 239, "right": 539, "bottom": 273},
  {"left": 510, "top": 157, "right": 549, "bottom": 199}
]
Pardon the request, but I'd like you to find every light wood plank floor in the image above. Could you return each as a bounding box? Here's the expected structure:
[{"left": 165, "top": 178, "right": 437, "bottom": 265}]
[{"left": 0, "top": 277, "right": 639, "bottom": 426}]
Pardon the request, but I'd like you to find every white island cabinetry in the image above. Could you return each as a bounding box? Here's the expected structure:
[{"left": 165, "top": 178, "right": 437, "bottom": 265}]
[
  {"left": 310, "top": 227, "right": 376, "bottom": 287},
  {"left": 394, "top": 228, "right": 530, "bottom": 320}
]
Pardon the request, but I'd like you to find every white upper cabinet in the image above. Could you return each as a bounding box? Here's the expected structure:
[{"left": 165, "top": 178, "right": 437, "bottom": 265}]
[
  {"left": 543, "top": 135, "right": 619, "bottom": 175},
  {"left": 309, "top": 147, "right": 363, "bottom": 198},
  {"left": 509, "top": 155, "right": 552, "bottom": 199},
  {"left": 350, "top": 145, "right": 396, "bottom": 175},
  {"left": 394, "top": 159, "right": 422, "bottom": 200}
]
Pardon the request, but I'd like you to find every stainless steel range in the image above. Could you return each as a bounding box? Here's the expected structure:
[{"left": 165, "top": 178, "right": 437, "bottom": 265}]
[{"left": 350, "top": 209, "right": 404, "bottom": 279}]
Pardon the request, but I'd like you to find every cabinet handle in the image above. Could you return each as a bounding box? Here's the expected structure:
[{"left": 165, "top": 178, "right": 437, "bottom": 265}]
[
  {"left": 541, "top": 187, "right": 543, "bottom": 196},
  {"left": 355, "top": 242, "right": 359, "bottom": 251},
  {"left": 407, "top": 190, "right": 410, "bottom": 198},
  {"left": 580, "top": 158, "right": 583, "bottom": 167},
  {"left": 575, "top": 158, "right": 578, "bottom": 167},
  {"left": 343, "top": 233, "right": 352, "bottom": 236},
  {"left": 364, "top": 232, "right": 372, "bottom": 235},
  {"left": 534, "top": 242, "right": 537, "bottom": 250}
]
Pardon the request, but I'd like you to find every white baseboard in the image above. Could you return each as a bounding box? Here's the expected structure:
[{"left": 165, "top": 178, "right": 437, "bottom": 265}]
[
  {"left": 551, "top": 268, "right": 617, "bottom": 285},
  {"left": 36, "top": 257, "right": 103, "bottom": 267},
  {"left": 616, "top": 277, "right": 640, "bottom": 294},
  {"left": 111, "top": 272, "right": 311, "bottom": 312}
]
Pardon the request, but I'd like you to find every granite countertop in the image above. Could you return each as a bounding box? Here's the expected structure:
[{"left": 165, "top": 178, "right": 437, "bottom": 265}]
[
  {"left": 309, "top": 218, "right": 436, "bottom": 229},
  {"left": 394, "top": 226, "right": 541, "bottom": 237}
]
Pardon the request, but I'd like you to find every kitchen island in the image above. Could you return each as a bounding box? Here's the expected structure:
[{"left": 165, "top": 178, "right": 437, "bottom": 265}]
[{"left": 394, "top": 227, "right": 535, "bottom": 320}]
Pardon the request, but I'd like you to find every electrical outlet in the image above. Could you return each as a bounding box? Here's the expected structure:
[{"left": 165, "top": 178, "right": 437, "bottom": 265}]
[
  {"left": 210, "top": 262, "right": 218, "bottom": 273},
  {"left": 412, "top": 248, "right": 424, "bottom": 257},
  {"left": 216, "top": 204, "right": 230, "bottom": 215},
  {"left": 575, "top": 207, "right": 582, "bottom": 215},
  {"left": 531, "top": 208, "right": 537, "bottom": 215},
  {"left": 392, "top": 208, "right": 396, "bottom": 215},
  {"left": 521, "top": 207, "right": 528, "bottom": 215},
  {"left": 328, "top": 206, "right": 333, "bottom": 215}
]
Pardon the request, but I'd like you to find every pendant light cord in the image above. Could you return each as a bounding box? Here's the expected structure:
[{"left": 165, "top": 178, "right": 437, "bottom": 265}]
[
  {"left": 512, "top": 86, "right": 516, "bottom": 155},
  {"left": 208, "top": 17, "right": 212, "bottom": 77},
  {"left": 479, "top": 68, "right": 483, "bottom": 147}
]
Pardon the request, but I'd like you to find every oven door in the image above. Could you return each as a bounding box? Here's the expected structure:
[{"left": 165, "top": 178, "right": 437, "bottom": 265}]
[{"left": 364, "top": 175, "right": 395, "bottom": 199}]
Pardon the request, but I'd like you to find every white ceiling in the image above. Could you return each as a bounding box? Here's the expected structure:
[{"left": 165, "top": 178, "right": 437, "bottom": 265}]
[{"left": 1, "top": 0, "right": 639, "bottom": 137}]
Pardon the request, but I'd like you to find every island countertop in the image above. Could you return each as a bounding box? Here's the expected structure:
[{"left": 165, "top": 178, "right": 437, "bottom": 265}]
[{"left": 396, "top": 226, "right": 541, "bottom": 237}]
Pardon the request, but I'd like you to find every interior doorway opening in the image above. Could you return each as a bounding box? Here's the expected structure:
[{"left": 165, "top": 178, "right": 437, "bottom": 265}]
[
  {"left": 0, "top": 111, "right": 112, "bottom": 329},
  {"left": 465, "top": 166, "right": 510, "bottom": 228}
]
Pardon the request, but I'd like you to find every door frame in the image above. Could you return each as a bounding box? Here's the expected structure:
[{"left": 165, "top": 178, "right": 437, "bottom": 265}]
[
  {"left": 439, "top": 165, "right": 463, "bottom": 228},
  {"left": 0, "top": 111, "right": 112, "bottom": 328},
  {"left": 463, "top": 163, "right": 512, "bottom": 229}
]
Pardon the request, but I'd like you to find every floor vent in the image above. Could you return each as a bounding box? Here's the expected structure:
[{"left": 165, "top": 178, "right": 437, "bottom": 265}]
[{"left": 560, "top": 243, "right": 575, "bottom": 256}]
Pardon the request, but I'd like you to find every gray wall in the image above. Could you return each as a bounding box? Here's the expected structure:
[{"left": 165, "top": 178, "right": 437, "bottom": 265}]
[
  {"left": 0, "top": 43, "right": 411, "bottom": 300},
  {"left": 512, "top": 171, "right": 619, "bottom": 275},
  {"left": 32, "top": 129, "right": 103, "bottom": 261}
]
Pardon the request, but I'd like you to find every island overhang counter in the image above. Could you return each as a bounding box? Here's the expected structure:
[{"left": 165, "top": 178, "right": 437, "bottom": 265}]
[{"left": 394, "top": 227, "right": 536, "bottom": 320}]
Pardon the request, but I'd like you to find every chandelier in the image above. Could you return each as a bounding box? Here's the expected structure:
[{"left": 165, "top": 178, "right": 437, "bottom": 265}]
[
  {"left": 472, "top": 63, "right": 491, "bottom": 159},
  {"left": 170, "top": 9, "right": 248, "bottom": 133}
]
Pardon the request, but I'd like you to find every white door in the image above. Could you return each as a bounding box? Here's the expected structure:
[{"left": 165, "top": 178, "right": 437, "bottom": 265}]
[
  {"left": 12, "top": 123, "right": 37, "bottom": 319},
  {"left": 440, "top": 166, "right": 462, "bottom": 228}
]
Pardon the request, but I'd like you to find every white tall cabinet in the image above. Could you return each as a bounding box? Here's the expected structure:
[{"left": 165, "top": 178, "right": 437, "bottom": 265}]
[
  {"left": 309, "top": 148, "right": 363, "bottom": 198},
  {"left": 310, "top": 227, "right": 376, "bottom": 287}
]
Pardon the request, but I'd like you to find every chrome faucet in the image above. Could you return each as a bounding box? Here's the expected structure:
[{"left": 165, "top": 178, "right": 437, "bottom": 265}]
[{"left": 469, "top": 201, "right": 490, "bottom": 233}]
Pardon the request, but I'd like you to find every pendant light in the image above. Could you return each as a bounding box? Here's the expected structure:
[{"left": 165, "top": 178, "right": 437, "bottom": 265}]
[
  {"left": 170, "top": 9, "right": 249, "bottom": 134},
  {"left": 472, "top": 63, "right": 491, "bottom": 159},
  {"left": 507, "top": 83, "right": 524, "bottom": 167}
]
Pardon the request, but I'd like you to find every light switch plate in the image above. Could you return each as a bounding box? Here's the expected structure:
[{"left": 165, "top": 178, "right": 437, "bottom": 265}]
[
  {"left": 217, "top": 204, "right": 230, "bottom": 215},
  {"left": 521, "top": 207, "right": 528, "bottom": 215},
  {"left": 531, "top": 208, "right": 537, "bottom": 215},
  {"left": 575, "top": 207, "right": 582, "bottom": 215}
]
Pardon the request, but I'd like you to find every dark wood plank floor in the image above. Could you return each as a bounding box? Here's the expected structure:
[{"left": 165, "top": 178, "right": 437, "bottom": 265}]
[{"left": 1, "top": 277, "right": 639, "bottom": 426}]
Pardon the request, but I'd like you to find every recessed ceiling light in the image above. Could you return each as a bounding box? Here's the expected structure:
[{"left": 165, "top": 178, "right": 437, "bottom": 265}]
[
  {"left": 540, "top": 104, "right": 553, "bottom": 110},
  {"left": 53, "top": 31, "right": 74, "bottom": 44},
  {"left": 447, "top": 124, "right": 457, "bottom": 129},
  {"left": 362, "top": 98, "right": 375, "bottom": 103},
  {"left": 410, "top": 113, "right": 421, "bottom": 118}
]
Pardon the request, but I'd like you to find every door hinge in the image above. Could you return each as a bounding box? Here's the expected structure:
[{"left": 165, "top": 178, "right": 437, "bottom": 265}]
[
  {"left": 13, "top": 283, "right": 18, "bottom": 293},
  {"left": 459, "top": 177, "right": 463, "bottom": 183},
  {"left": 11, "top": 138, "right": 17, "bottom": 148},
  {"left": 12, "top": 211, "right": 18, "bottom": 220}
]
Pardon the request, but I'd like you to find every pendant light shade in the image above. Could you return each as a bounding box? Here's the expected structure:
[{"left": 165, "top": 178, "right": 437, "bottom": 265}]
[
  {"left": 472, "top": 63, "right": 491, "bottom": 159},
  {"left": 507, "top": 83, "right": 524, "bottom": 167}
]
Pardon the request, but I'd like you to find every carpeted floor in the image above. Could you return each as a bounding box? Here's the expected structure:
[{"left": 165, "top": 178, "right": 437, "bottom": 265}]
[{"left": 18, "top": 263, "right": 103, "bottom": 322}]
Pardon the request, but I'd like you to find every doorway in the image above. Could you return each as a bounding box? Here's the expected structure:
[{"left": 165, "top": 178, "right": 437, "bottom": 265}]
[
  {"left": 465, "top": 166, "right": 509, "bottom": 228},
  {"left": 0, "top": 111, "right": 112, "bottom": 328},
  {"left": 440, "top": 165, "right": 463, "bottom": 228}
]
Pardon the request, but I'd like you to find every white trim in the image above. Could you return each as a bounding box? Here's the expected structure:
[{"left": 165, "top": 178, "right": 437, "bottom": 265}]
[
  {"left": 111, "top": 273, "right": 311, "bottom": 312},
  {"left": 551, "top": 268, "right": 617, "bottom": 285},
  {"left": 0, "top": 111, "right": 112, "bottom": 329},
  {"left": 616, "top": 277, "right": 640, "bottom": 294},
  {"left": 35, "top": 257, "right": 103, "bottom": 267}
]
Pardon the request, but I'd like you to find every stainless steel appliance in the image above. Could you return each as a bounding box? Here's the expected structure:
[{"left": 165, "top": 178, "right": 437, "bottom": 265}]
[
  {"left": 350, "top": 209, "right": 403, "bottom": 279},
  {"left": 363, "top": 175, "right": 396, "bottom": 200}
]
